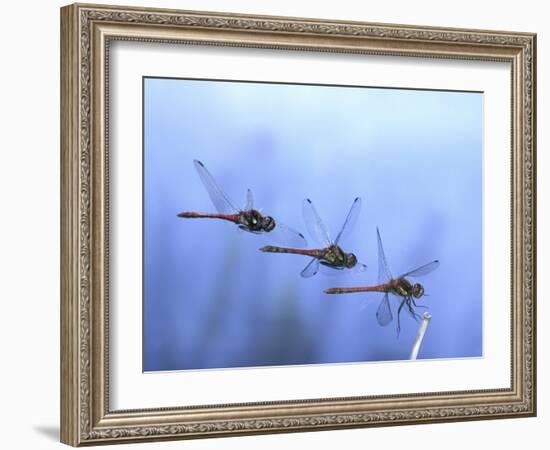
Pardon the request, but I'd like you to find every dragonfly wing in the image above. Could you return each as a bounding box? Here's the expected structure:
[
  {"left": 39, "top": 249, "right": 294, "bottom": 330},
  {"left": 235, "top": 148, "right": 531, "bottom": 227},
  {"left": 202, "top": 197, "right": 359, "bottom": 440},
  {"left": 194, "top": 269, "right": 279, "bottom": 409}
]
[
  {"left": 318, "top": 261, "right": 367, "bottom": 277},
  {"left": 302, "top": 199, "right": 332, "bottom": 247},
  {"left": 400, "top": 260, "right": 440, "bottom": 278},
  {"left": 376, "top": 227, "right": 393, "bottom": 284},
  {"left": 318, "top": 263, "right": 345, "bottom": 276},
  {"left": 193, "top": 160, "right": 238, "bottom": 214},
  {"left": 245, "top": 188, "right": 254, "bottom": 211},
  {"left": 301, "top": 258, "right": 320, "bottom": 278},
  {"left": 267, "top": 221, "right": 308, "bottom": 248},
  {"left": 376, "top": 293, "right": 393, "bottom": 326},
  {"left": 334, "top": 197, "right": 361, "bottom": 245},
  {"left": 359, "top": 300, "right": 370, "bottom": 312}
]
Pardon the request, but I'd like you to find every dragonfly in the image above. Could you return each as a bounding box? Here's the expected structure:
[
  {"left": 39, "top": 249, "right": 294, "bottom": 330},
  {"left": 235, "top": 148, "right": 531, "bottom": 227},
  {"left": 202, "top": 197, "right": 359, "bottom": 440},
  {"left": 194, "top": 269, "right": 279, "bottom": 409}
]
[
  {"left": 324, "top": 227, "right": 439, "bottom": 335},
  {"left": 260, "top": 197, "right": 366, "bottom": 278},
  {"left": 177, "top": 160, "right": 307, "bottom": 247}
]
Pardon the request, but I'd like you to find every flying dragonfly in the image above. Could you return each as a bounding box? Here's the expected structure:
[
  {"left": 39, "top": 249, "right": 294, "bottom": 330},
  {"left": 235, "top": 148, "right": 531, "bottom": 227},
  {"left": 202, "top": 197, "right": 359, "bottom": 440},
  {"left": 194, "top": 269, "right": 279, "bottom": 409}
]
[
  {"left": 177, "top": 160, "right": 307, "bottom": 247},
  {"left": 324, "top": 227, "right": 439, "bottom": 335},
  {"left": 260, "top": 197, "right": 367, "bottom": 278}
]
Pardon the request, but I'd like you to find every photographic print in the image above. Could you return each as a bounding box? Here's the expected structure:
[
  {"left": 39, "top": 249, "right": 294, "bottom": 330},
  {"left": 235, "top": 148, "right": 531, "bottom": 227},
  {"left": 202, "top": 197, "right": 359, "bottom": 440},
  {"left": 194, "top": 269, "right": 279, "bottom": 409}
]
[
  {"left": 61, "top": 4, "right": 536, "bottom": 444},
  {"left": 143, "top": 77, "right": 482, "bottom": 372}
]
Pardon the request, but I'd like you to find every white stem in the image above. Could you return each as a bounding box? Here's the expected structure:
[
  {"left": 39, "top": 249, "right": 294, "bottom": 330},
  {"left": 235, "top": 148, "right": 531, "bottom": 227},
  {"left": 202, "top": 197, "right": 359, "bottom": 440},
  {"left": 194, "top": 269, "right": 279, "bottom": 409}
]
[{"left": 410, "top": 312, "right": 432, "bottom": 360}]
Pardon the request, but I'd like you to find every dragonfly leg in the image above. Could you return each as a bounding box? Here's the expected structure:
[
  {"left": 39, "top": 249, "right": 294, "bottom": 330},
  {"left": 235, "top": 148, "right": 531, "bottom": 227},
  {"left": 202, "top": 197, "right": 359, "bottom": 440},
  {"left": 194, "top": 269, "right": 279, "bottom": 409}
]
[
  {"left": 396, "top": 300, "right": 405, "bottom": 337},
  {"left": 407, "top": 299, "right": 422, "bottom": 322},
  {"left": 411, "top": 298, "right": 429, "bottom": 309}
]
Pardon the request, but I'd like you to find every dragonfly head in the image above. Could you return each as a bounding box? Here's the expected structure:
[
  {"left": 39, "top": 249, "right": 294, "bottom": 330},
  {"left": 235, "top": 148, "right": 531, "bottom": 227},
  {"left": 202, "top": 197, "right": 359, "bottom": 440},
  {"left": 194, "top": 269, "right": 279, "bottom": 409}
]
[
  {"left": 412, "top": 283, "right": 425, "bottom": 299},
  {"left": 261, "top": 215, "right": 275, "bottom": 232},
  {"left": 344, "top": 252, "right": 357, "bottom": 268}
]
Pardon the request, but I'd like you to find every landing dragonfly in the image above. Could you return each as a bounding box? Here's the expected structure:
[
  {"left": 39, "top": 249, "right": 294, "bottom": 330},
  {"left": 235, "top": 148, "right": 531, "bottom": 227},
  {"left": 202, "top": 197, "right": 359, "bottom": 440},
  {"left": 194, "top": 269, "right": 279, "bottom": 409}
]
[{"left": 325, "top": 227, "right": 439, "bottom": 334}]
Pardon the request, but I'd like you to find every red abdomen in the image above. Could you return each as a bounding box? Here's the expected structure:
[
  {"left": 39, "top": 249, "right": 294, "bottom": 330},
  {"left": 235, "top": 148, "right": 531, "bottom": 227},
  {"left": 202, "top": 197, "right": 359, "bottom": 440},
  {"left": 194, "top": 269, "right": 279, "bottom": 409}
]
[
  {"left": 177, "top": 212, "right": 240, "bottom": 223},
  {"left": 324, "top": 284, "right": 390, "bottom": 295}
]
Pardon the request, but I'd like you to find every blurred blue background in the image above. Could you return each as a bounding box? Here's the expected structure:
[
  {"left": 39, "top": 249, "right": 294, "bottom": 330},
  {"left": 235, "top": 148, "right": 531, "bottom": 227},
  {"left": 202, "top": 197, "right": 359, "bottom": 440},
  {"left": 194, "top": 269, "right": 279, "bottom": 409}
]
[{"left": 143, "top": 77, "right": 482, "bottom": 371}]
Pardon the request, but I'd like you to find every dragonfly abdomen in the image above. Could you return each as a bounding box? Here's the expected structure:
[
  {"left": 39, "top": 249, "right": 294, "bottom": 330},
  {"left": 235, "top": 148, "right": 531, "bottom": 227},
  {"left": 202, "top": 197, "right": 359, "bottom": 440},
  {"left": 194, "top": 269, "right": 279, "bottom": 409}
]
[
  {"left": 260, "top": 246, "right": 322, "bottom": 257},
  {"left": 324, "top": 284, "right": 389, "bottom": 295},
  {"left": 177, "top": 212, "right": 240, "bottom": 223}
]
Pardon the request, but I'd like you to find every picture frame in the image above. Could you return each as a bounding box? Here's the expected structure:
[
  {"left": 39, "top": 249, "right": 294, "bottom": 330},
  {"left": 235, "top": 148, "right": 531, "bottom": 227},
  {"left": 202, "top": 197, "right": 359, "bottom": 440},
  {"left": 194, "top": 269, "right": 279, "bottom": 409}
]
[{"left": 60, "top": 2, "right": 537, "bottom": 446}]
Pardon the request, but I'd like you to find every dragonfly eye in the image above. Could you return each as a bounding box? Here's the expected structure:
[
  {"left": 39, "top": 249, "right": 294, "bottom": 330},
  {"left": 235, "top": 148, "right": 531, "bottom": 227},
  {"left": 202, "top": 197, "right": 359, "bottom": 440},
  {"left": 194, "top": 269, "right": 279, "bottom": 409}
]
[
  {"left": 262, "top": 216, "right": 275, "bottom": 232},
  {"left": 413, "top": 283, "right": 424, "bottom": 298},
  {"left": 345, "top": 253, "right": 357, "bottom": 268}
]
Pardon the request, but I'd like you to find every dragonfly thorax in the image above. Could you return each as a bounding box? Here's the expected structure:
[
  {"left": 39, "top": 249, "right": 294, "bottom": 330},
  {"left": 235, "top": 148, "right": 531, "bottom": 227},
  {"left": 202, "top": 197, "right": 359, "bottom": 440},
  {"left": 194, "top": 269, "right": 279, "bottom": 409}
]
[
  {"left": 240, "top": 210, "right": 275, "bottom": 232},
  {"left": 322, "top": 245, "right": 357, "bottom": 269},
  {"left": 391, "top": 278, "right": 425, "bottom": 299}
]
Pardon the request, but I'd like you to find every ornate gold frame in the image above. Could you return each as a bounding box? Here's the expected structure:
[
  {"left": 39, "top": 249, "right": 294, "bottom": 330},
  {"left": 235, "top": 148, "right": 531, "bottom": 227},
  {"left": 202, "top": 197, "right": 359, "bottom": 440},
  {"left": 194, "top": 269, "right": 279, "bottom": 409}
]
[{"left": 60, "top": 3, "right": 536, "bottom": 446}]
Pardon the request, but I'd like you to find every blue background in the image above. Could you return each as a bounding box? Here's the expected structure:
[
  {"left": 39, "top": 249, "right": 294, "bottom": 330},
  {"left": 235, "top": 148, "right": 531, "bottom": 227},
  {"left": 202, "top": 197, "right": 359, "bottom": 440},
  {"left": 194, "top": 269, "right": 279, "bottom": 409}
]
[{"left": 143, "top": 77, "right": 482, "bottom": 371}]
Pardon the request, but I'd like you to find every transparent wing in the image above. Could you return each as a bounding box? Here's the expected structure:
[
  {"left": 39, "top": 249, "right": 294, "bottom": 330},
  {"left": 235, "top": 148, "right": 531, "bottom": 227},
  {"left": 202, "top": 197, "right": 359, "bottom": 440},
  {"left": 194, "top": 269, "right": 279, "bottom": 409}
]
[
  {"left": 353, "top": 262, "right": 368, "bottom": 274},
  {"left": 193, "top": 160, "right": 238, "bottom": 214},
  {"left": 300, "top": 258, "right": 320, "bottom": 278},
  {"left": 358, "top": 290, "right": 379, "bottom": 311},
  {"left": 318, "top": 261, "right": 366, "bottom": 276},
  {"left": 318, "top": 263, "right": 345, "bottom": 276},
  {"left": 245, "top": 188, "right": 254, "bottom": 211},
  {"left": 237, "top": 226, "right": 260, "bottom": 235},
  {"left": 266, "top": 221, "right": 308, "bottom": 248},
  {"left": 334, "top": 197, "right": 361, "bottom": 245},
  {"left": 400, "top": 260, "right": 440, "bottom": 278},
  {"left": 376, "top": 227, "right": 393, "bottom": 284},
  {"left": 302, "top": 199, "right": 331, "bottom": 247},
  {"left": 376, "top": 293, "right": 393, "bottom": 326}
]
